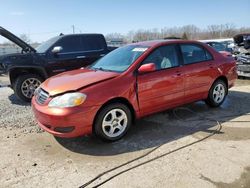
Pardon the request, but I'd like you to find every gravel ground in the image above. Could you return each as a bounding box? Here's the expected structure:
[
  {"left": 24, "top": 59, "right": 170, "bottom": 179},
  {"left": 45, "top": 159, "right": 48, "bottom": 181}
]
[
  {"left": 0, "top": 75, "right": 250, "bottom": 188},
  {"left": 0, "top": 88, "right": 42, "bottom": 135},
  {"left": 0, "top": 74, "right": 42, "bottom": 134}
]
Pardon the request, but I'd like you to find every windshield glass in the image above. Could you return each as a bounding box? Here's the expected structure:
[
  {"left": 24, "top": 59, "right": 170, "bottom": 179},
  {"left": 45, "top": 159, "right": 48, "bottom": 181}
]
[
  {"left": 91, "top": 45, "right": 149, "bottom": 72},
  {"left": 36, "top": 36, "right": 61, "bottom": 53}
]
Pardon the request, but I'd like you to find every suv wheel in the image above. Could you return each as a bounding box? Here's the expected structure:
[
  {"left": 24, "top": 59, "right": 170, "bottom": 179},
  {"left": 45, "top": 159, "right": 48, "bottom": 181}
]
[
  {"left": 94, "top": 103, "right": 132, "bottom": 141},
  {"left": 206, "top": 80, "right": 227, "bottom": 107},
  {"left": 14, "top": 74, "right": 43, "bottom": 102}
]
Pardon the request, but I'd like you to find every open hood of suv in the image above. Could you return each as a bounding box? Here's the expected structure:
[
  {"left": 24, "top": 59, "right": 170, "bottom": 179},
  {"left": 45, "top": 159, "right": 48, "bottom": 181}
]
[{"left": 0, "top": 26, "right": 36, "bottom": 53}]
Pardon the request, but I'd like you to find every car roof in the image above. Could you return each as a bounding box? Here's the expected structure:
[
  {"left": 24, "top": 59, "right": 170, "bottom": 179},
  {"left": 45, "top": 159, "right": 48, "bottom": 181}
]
[
  {"left": 131, "top": 39, "right": 203, "bottom": 47},
  {"left": 60, "top": 33, "right": 104, "bottom": 38}
]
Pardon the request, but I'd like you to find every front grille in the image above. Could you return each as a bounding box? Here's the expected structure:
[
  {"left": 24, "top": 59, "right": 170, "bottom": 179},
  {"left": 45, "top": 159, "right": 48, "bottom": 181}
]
[{"left": 36, "top": 88, "right": 49, "bottom": 105}]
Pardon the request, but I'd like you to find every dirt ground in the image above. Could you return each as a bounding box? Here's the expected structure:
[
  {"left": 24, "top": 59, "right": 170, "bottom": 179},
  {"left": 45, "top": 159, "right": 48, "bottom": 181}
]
[{"left": 0, "top": 75, "right": 250, "bottom": 188}]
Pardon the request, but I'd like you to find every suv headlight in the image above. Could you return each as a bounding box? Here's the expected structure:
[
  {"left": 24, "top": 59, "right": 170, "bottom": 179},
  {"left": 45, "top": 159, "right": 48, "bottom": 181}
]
[{"left": 48, "top": 92, "right": 86, "bottom": 108}]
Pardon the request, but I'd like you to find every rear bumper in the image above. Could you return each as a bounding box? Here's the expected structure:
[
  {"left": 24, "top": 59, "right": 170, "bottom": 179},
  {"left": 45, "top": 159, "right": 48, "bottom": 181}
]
[
  {"left": 31, "top": 97, "right": 99, "bottom": 138},
  {"left": 227, "top": 66, "right": 238, "bottom": 89}
]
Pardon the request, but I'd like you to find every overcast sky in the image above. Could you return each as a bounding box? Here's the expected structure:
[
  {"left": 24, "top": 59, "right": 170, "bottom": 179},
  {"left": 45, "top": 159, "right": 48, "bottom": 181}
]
[{"left": 0, "top": 0, "right": 250, "bottom": 43}]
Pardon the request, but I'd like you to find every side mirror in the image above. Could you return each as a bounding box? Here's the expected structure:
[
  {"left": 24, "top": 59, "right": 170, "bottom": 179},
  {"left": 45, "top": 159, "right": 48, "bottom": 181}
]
[
  {"left": 51, "top": 46, "right": 63, "bottom": 54},
  {"left": 138, "top": 63, "right": 156, "bottom": 74}
]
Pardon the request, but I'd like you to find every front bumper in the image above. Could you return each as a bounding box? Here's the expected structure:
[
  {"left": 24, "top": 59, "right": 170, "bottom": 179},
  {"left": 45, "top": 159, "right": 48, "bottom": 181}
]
[{"left": 31, "top": 97, "right": 99, "bottom": 138}]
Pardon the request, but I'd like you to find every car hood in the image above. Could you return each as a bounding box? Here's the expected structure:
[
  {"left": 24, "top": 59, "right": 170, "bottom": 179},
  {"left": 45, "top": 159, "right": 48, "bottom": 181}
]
[
  {"left": 41, "top": 68, "right": 119, "bottom": 96},
  {"left": 0, "top": 26, "right": 36, "bottom": 52}
]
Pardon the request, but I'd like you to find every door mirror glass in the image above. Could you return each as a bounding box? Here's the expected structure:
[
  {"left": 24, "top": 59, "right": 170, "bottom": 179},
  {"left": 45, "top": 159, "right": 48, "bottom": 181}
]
[
  {"left": 51, "top": 46, "right": 63, "bottom": 54},
  {"left": 138, "top": 63, "right": 156, "bottom": 74}
]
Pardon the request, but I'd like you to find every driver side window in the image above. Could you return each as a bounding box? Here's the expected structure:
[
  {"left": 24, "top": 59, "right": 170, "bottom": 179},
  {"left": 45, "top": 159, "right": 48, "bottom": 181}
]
[
  {"left": 53, "top": 36, "right": 82, "bottom": 53},
  {"left": 142, "top": 45, "right": 179, "bottom": 70}
]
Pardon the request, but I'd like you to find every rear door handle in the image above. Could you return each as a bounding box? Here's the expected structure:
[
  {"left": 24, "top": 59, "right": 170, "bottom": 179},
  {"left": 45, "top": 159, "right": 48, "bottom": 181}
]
[
  {"left": 208, "top": 63, "right": 214, "bottom": 68},
  {"left": 100, "top": 54, "right": 106, "bottom": 57},
  {"left": 76, "top": 56, "right": 86, "bottom": 59},
  {"left": 176, "top": 70, "right": 181, "bottom": 76}
]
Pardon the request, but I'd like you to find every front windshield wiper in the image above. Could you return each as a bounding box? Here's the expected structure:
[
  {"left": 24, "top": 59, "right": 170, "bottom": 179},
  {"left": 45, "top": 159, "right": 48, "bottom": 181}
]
[{"left": 91, "top": 67, "right": 113, "bottom": 72}]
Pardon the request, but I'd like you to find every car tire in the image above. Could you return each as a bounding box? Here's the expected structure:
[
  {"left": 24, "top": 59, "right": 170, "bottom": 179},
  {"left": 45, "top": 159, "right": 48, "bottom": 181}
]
[
  {"left": 94, "top": 103, "right": 132, "bottom": 141},
  {"left": 14, "top": 74, "right": 43, "bottom": 102},
  {"left": 206, "top": 80, "right": 227, "bottom": 107}
]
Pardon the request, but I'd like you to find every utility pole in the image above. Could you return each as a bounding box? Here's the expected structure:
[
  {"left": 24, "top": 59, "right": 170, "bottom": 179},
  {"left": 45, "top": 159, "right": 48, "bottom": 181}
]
[{"left": 72, "top": 25, "right": 75, "bottom": 34}]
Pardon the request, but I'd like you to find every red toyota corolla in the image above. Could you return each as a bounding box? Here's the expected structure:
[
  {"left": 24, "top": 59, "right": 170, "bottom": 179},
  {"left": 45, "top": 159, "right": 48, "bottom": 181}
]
[{"left": 32, "top": 40, "right": 237, "bottom": 141}]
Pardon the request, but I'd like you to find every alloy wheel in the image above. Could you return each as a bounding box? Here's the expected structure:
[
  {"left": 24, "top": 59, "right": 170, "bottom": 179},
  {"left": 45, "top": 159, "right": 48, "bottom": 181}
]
[
  {"left": 101, "top": 109, "right": 128, "bottom": 138},
  {"left": 21, "top": 78, "right": 41, "bottom": 99},
  {"left": 212, "top": 83, "right": 225, "bottom": 104}
]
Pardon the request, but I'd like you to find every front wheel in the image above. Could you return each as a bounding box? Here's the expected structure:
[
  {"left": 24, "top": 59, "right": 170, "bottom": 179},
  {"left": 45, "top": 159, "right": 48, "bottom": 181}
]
[
  {"left": 94, "top": 103, "right": 132, "bottom": 141},
  {"left": 206, "top": 80, "right": 227, "bottom": 107},
  {"left": 13, "top": 74, "right": 43, "bottom": 102}
]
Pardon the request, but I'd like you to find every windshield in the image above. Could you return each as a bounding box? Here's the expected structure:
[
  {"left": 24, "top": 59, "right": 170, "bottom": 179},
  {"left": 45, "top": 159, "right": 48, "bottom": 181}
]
[
  {"left": 36, "top": 36, "right": 61, "bottom": 53},
  {"left": 91, "top": 45, "right": 149, "bottom": 72}
]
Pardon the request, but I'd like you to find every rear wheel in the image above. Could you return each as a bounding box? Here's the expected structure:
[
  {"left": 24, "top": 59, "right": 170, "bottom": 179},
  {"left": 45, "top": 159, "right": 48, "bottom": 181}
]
[
  {"left": 206, "top": 80, "right": 227, "bottom": 107},
  {"left": 94, "top": 103, "right": 132, "bottom": 141},
  {"left": 14, "top": 74, "right": 43, "bottom": 102}
]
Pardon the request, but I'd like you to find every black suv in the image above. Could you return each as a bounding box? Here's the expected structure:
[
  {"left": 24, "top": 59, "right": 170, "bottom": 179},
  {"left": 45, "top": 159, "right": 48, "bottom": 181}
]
[{"left": 0, "top": 27, "right": 114, "bottom": 101}]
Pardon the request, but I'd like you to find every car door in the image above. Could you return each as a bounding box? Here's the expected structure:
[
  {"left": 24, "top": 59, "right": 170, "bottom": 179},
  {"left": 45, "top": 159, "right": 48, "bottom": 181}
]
[
  {"left": 179, "top": 43, "right": 217, "bottom": 102},
  {"left": 46, "top": 35, "right": 88, "bottom": 76},
  {"left": 137, "top": 45, "right": 185, "bottom": 116}
]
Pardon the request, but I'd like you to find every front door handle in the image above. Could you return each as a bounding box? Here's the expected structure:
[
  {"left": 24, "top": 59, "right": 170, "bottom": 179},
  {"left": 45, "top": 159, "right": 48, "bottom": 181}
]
[
  {"left": 100, "top": 54, "right": 106, "bottom": 57},
  {"left": 76, "top": 56, "right": 86, "bottom": 59}
]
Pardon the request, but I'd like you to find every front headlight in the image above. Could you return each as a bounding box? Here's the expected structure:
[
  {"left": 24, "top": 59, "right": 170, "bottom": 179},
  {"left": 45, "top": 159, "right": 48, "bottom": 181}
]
[{"left": 48, "top": 92, "right": 87, "bottom": 108}]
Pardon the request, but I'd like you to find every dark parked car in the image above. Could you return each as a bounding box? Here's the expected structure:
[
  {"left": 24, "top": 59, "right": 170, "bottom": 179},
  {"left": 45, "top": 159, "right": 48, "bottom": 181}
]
[
  {"left": 0, "top": 26, "right": 113, "bottom": 101},
  {"left": 233, "top": 33, "right": 250, "bottom": 78}
]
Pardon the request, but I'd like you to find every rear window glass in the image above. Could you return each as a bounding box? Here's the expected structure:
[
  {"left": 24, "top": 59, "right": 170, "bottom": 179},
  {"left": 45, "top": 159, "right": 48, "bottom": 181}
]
[
  {"left": 180, "top": 44, "right": 212, "bottom": 64},
  {"left": 82, "top": 35, "right": 105, "bottom": 51}
]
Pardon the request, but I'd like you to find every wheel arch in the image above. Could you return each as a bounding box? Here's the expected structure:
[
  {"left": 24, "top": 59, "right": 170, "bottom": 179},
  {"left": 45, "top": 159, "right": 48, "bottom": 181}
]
[
  {"left": 213, "top": 75, "right": 228, "bottom": 92},
  {"left": 92, "top": 97, "right": 136, "bottom": 133},
  {"left": 9, "top": 67, "right": 47, "bottom": 87}
]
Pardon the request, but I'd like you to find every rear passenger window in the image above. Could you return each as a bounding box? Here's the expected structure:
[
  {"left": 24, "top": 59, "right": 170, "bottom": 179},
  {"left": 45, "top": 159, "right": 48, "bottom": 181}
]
[
  {"left": 55, "top": 36, "right": 82, "bottom": 53},
  {"left": 180, "top": 44, "right": 212, "bottom": 64},
  {"left": 82, "top": 35, "right": 105, "bottom": 51},
  {"left": 142, "top": 45, "right": 179, "bottom": 70}
]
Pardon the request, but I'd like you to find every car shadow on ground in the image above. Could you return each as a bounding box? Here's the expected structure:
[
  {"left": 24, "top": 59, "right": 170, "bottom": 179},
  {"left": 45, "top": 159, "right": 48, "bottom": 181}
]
[{"left": 55, "top": 90, "right": 250, "bottom": 156}]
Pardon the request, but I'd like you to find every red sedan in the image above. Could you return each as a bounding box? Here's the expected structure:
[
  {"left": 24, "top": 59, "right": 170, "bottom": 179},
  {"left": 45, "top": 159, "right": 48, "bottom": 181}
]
[{"left": 32, "top": 40, "right": 237, "bottom": 141}]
